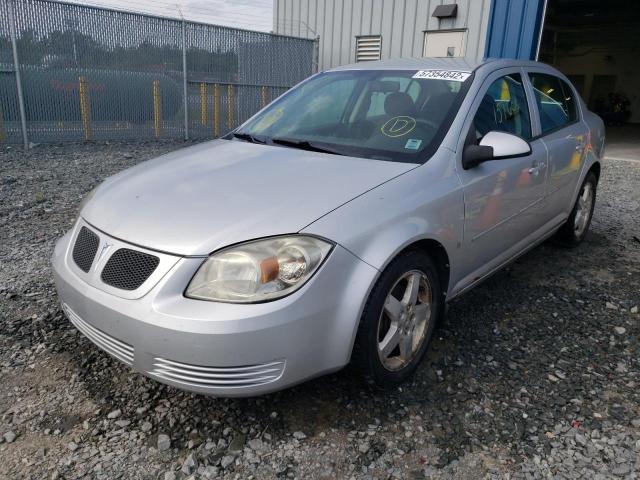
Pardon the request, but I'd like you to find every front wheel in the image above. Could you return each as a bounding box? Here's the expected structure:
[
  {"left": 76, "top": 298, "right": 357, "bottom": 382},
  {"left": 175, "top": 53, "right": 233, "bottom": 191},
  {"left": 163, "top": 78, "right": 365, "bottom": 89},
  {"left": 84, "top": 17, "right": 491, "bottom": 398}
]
[
  {"left": 556, "top": 171, "right": 597, "bottom": 246},
  {"left": 352, "top": 250, "right": 442, "bottom": 388}
]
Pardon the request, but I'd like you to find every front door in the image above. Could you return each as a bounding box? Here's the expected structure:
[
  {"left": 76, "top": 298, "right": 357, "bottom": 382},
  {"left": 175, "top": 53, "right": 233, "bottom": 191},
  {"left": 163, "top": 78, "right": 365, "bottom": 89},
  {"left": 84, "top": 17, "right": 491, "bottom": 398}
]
[{"left": 455, "top": 69, "right": 548, "bottom": 288}]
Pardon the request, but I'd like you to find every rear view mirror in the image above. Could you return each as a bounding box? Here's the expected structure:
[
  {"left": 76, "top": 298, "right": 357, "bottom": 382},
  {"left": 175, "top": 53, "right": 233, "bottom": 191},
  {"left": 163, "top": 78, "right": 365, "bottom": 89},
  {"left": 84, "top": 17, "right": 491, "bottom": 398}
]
[
  {"left": 462, "top": 131, "right": 531, "bottom": 169},
  {"left": 370, "top": 80, "right": 400, "bottom": 93},
  {"left": 481, "top": 131, "right": 532, "bottom": 158}
]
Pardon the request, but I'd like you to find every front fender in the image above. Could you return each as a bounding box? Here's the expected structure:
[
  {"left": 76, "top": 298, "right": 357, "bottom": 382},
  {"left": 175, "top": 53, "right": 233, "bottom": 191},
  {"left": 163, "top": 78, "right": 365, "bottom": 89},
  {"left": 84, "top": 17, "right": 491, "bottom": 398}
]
[{"left": 301, "top": 154, "right": 465, "bottom": 297}]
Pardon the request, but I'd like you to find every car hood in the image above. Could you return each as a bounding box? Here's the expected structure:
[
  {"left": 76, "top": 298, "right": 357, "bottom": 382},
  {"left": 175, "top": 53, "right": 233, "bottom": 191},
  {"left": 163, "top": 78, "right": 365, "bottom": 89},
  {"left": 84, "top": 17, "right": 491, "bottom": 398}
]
[{"left": 82, "top": 140, "right": 415, "bottom": 256}]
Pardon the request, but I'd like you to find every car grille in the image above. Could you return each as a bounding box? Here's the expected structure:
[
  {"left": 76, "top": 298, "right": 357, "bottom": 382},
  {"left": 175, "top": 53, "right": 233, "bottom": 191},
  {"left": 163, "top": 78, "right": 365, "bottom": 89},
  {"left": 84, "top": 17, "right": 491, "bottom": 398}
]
[
  {"left": 149, "top": 358, "right": 286, "bottom": 390},
  {"left": 63, "top": 304, "right": 134, "bottom": 366},
  {"left": 72, "top": 226, "right": 100, "bottom": 272},
  {"left": 101, "top": 248, "right": 160, "bottom": 291}
]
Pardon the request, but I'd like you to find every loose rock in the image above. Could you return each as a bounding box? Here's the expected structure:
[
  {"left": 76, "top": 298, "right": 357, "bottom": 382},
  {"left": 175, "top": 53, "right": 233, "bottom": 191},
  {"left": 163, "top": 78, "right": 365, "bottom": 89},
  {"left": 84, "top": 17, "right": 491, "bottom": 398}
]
[
  {"left": 181, "top": 453, "right": 196, "bottom": 475},
  {"left": 106, "top": 409, "right": 121, "bottom": 419},
  {"left": 220, "top": 455, "right": 235, "bottom": 469},
  {"left": 157, "top": 434, "right": 171, "bottom": 452}
]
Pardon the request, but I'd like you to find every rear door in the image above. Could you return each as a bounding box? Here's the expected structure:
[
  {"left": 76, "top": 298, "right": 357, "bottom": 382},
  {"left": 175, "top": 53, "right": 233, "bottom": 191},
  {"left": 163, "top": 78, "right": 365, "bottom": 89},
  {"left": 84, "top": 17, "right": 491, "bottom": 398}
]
[
  {"left": 455, "top": 68, "right": 548, "bottom": 287},
  {"left": 526, "top": 70, "right": 586, "bottom": 220}
]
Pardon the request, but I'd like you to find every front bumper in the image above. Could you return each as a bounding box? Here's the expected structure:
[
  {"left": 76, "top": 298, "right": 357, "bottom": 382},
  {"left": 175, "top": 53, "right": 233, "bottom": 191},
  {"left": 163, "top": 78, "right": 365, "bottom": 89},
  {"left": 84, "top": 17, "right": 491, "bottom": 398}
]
[{"left": 52, "top": 223, "right": 378, "bottom": 397}]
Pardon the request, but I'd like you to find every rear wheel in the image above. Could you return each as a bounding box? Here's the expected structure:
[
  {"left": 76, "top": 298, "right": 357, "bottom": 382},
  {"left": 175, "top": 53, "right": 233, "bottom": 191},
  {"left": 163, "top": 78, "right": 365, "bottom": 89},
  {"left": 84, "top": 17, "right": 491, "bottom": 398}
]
[
  {"left": 556, "top": 171, "right": 597, "bottom": 246},
  {"left": 352, "top": 250, "right": 442, "bottom": 388}
]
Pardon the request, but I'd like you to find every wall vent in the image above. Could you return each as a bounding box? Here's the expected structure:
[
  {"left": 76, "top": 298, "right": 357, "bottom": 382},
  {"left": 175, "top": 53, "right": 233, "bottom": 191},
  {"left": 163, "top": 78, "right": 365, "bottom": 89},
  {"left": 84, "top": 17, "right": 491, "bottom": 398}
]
[
  {"left": 356, "top": 35, "right": 382, "bottom": 62},
  {"left": 433, "top": 4, "right": 458, "bottom": 18}
]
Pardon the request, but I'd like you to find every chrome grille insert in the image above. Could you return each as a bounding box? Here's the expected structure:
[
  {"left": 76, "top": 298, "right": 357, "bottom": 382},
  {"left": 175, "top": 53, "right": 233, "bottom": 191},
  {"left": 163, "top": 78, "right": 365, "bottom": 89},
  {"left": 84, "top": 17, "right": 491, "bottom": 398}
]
[
  {"left": 101, "top": 248, "right": 160, "bottom": 291},
  {"left": 149, "top": 358, "right": 286, "bottom": 389},
  {"left": 63, "top": 304, "right": 134, "bottom": 366},
  {"left": 72, "top": 226, "right": 99, "bottom": 272}
]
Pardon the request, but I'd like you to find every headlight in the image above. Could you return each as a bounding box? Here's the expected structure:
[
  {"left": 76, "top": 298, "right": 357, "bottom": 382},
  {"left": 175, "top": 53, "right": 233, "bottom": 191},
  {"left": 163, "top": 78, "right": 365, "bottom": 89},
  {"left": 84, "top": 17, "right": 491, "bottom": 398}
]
[{"left": 185, "top": 235, "right": 333, "bottom": 303}]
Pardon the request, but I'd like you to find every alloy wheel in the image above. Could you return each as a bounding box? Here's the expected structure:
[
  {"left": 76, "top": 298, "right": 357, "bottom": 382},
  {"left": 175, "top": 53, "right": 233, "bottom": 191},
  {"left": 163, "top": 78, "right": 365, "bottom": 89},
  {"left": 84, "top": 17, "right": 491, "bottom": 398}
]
[
  {"left": 574, "top": 181, "right": 594, "bottom": 237},
  {"left": 376, "top": 270, "right": 432, "bottom": 371}
]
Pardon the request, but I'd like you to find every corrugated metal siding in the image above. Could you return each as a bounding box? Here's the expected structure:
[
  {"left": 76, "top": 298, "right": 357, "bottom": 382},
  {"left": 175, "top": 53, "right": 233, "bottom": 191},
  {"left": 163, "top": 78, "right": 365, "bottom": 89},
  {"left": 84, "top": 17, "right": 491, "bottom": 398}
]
[
  {"left": 274, "top": 0, "right": 492, "bottom": 70},
  {"left": 484, "top": 0, "right": 545, "bottom": 60}
]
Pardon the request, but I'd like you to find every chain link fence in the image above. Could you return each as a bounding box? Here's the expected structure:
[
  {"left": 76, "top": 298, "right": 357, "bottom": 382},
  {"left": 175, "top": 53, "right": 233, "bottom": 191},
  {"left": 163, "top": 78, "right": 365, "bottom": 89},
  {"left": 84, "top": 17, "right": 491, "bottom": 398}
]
[{"left": 0, "top": 0, "right": 316, "bottom": 145}]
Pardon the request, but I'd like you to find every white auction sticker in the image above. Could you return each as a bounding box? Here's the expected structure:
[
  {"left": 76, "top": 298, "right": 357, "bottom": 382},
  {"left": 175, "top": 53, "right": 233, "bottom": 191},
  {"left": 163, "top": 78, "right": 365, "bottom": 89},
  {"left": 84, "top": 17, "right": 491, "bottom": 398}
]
[{"left": 412, "top": 70, "right": 471, "bottom": 82}]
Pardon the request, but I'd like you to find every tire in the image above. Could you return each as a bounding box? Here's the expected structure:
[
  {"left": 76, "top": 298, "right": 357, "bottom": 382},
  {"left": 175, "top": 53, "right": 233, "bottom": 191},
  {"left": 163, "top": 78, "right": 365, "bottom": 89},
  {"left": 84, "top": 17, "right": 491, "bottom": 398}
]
[
  {"left": 352, "top": 250, "right": 443, "bottom": 388},
  {"left": 555, "top": 171, "right": 597, "bottom": 246}
]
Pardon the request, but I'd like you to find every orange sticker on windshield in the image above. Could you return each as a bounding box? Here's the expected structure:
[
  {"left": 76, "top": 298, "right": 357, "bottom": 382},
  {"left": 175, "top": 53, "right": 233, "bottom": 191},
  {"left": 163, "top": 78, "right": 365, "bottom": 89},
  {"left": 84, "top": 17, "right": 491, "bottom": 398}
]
[{"left": 381, "top": 116, "right": 416, "bottom": 137}]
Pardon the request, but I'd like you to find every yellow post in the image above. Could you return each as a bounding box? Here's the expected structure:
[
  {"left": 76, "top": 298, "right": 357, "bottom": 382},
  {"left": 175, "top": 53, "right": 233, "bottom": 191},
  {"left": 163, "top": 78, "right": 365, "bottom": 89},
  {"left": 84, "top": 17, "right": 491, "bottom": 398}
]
[
  {"left": 227, "top": 84, "right": 234, "bottom": 130},
  {"left": 200, "top": 82, "right": 207, "bottom": 126},
  {"left": 261, "top": 86, "right": 268, "bottom": 108},
  {"left": 78, "top": 76, "right": 92, "bottom": 141},
  {"left": 153, "top": 80, "right": 162, "bottom": 139},
  {"left": 212, "top": 84, "right": 220, "bottom": 137},
  {"left": 0, "top": 106, "right": 6, "bottom": 143}
]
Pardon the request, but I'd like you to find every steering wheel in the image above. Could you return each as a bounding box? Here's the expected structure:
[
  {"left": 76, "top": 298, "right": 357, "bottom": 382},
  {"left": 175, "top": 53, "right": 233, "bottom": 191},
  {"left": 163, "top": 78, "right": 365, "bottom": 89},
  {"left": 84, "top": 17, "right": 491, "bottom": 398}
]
[{"left": 415, "top": 118, "right": 439, "bottom": 132}]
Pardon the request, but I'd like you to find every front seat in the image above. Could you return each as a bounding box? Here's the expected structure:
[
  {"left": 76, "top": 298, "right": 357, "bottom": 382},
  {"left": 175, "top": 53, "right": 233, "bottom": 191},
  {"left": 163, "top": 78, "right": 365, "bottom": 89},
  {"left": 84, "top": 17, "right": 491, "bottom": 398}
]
[
  {"left": 420, "top": 92, "right": 456, "bottom": 124},
  {"left": 474, "top": 94, "right": 498, "bottom": 138},
  {"left": 384, "top": 92, "right": 417, "bottom": 117}
]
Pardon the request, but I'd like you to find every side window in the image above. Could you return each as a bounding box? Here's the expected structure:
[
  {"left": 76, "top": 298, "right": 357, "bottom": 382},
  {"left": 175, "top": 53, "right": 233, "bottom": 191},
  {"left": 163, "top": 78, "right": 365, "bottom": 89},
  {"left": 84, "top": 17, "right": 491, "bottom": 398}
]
[
  {"left": 529, "top": 73, "right": 578, "bottom": 134},
  {"left": 473, "top": 73, "right": 532, "bottom": 140}
]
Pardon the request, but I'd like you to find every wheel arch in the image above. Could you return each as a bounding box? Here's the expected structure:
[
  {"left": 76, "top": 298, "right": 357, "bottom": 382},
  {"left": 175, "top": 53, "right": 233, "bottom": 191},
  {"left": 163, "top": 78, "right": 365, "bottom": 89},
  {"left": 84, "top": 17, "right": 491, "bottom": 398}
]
[
  {"left": 588, "top": 161, "right": 601, "bottom": 183},
  {"left": 570, "top": 156, "right": 601, "bottom": 211},
  {"left": 396, "top": 239, "right": 451, "bottom": 300},
  {"left": 347, "top": 237, "right": 451, "bottom": 373},
  {"left": 345, "top": 235, "right": 453, "bottom": 362}
]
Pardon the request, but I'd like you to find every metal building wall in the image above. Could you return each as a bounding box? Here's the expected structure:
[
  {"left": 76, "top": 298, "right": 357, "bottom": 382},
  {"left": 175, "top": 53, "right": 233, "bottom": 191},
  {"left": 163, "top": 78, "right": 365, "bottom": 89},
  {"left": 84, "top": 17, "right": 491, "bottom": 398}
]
[
  {"left": 273, "top": 0, "right": 493, "bottom": 71},
  {"left": 484, "top": 0, "right": 546, "bottom": 60}
]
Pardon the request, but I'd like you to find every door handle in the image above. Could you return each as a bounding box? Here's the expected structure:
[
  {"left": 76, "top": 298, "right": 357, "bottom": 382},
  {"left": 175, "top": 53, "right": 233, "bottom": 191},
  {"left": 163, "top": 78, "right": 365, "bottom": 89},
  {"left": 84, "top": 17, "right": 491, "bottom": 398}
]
[
  {"left": 575, "top": 144, "right": 584, "bottom": 151},
  {"left": 528, "top": 162, "right": 546, "bottom": 175}
]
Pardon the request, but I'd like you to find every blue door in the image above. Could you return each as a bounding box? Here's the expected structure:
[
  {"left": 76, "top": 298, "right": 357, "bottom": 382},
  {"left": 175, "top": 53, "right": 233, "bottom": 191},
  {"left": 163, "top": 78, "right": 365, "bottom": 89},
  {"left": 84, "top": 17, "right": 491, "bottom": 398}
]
[{"left": 485, "top": 0, "right": 546, "bottom": 60}]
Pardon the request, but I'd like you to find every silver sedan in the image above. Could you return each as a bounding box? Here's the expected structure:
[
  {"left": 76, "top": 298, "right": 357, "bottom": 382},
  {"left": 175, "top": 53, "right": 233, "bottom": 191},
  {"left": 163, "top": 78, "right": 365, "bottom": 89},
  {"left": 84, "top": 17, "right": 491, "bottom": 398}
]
[{"left": 52, "top": 57, "right": 605, "bottom": 396}]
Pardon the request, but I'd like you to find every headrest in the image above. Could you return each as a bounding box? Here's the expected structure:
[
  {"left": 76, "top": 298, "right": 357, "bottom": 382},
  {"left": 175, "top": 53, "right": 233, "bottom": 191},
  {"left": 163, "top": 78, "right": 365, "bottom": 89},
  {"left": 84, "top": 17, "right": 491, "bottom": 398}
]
[{"left": 384, "top": 92, "right": 416, "bottom": 116}]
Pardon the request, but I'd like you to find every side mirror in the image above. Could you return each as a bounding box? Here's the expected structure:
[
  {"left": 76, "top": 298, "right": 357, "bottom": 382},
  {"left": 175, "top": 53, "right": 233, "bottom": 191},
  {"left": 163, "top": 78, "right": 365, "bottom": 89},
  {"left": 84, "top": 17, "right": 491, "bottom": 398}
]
[{"left": 462, "top": 131, "right": 531, "bottom": 169}]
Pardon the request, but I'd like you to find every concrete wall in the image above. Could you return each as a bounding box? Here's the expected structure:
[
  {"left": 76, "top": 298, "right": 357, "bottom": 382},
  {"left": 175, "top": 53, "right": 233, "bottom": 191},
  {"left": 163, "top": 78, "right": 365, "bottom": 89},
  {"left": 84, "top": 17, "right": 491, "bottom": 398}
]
[{"left": 273, "top": 0, "right": 492, "bottom": 71}]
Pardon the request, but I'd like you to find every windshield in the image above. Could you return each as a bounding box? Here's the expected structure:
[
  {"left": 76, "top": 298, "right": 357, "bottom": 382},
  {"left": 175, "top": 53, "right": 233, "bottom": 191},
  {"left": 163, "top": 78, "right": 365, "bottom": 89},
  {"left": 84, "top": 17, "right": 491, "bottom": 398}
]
[{"left": 232, "top": 69, "right": 473, "bottom": 163}]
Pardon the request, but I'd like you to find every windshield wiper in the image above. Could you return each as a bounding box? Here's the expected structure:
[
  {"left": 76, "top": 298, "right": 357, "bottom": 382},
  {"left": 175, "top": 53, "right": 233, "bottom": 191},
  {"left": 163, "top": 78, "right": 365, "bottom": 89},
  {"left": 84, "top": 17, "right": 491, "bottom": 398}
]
[
  {"left": 232, "top": 132, "right": 267, "bottom": 144},
  {"left": 270, "top": 137, "right": 345, "bottom": 156}
]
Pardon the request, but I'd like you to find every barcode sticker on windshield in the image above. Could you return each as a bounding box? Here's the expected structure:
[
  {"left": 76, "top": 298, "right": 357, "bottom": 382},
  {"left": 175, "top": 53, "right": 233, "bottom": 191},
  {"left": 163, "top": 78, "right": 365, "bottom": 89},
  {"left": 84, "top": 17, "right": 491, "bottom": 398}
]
[{"left": 412, "top": 70, "right": 471, "bottom": 82}]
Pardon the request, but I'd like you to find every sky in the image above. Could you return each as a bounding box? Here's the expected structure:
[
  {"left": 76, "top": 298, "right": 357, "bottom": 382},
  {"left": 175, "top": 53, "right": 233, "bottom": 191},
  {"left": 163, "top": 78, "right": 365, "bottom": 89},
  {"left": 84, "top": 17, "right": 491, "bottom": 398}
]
[{"left": 65, "top": 0, "right": 273, "bottom": 32}]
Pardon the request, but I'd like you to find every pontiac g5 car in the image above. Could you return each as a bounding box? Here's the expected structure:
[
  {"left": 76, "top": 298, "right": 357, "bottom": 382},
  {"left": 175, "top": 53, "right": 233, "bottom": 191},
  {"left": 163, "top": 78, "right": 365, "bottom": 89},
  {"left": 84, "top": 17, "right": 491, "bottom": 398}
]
[{"left": 52, "top": 58, "right": 604, "bottom": 396}]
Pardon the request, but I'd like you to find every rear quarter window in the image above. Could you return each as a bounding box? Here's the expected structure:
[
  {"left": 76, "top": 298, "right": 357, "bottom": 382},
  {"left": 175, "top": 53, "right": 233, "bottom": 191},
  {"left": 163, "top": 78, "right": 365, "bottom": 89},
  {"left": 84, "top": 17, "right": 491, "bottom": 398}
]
[{"left": 529, "top": 73, "right": 578, "bottom": 134}]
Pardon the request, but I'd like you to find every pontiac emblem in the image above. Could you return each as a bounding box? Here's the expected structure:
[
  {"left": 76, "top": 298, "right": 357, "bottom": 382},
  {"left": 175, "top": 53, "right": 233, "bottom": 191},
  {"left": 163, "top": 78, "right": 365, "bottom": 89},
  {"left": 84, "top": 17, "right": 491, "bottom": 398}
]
[{"left": 96, "top": 243, "right": 113, "bottom": 264}]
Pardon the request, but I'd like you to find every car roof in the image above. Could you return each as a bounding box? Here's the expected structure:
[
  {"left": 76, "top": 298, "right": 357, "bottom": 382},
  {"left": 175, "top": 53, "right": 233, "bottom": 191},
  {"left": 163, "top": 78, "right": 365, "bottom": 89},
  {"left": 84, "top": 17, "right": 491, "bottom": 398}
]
[{"left": 327, "top": 57, "right": 551, "bottom": 74}]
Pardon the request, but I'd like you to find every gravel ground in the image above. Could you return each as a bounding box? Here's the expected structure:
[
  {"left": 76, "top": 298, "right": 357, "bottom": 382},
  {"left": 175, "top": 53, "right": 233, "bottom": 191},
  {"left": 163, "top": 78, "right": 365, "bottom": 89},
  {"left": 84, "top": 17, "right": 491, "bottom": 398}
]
[{"left": 0, "top": 140, "right": 639, "bottom": 479}]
